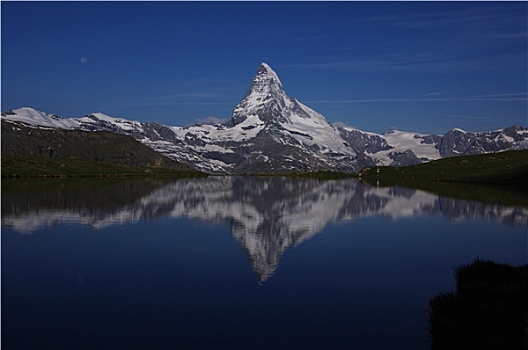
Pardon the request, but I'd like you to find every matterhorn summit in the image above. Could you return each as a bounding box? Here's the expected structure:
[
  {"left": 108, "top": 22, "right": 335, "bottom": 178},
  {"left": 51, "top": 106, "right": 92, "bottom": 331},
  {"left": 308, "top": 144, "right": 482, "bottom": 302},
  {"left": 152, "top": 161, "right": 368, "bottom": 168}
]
[
  {"left": 245, "top": 62, "right": 285, "bottom": 97},
  {"left": 230, "top": 63, "right": 331, "bottom": 128},
  {"left": 230, "top": 63, "right": 288, "bottom": 126},
  {"left": 217, "top": 62, "right": 363, "bottom": 172}
]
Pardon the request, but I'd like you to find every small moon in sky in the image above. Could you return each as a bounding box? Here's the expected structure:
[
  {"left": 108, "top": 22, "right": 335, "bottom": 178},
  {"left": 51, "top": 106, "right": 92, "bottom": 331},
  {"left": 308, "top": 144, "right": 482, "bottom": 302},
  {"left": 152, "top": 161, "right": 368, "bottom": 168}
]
[{"left": 80, "top": 57, "right": 88, "bottom": 64}]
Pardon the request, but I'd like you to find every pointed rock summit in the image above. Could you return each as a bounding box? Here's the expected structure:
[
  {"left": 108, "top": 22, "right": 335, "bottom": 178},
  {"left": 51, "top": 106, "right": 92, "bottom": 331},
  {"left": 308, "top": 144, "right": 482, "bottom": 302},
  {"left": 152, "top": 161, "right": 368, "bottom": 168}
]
[
  {"left": 230, "top": 62, "right": 330, "bottom": 127},
  {"left": 220, "top": 62, "right": 364, "bottom": 173},
  {"left": 229, "top": 62, "right": 289, "bottom": 126},
  {"left": 247, "top": 62, "right": 284, "bottom": 96}
]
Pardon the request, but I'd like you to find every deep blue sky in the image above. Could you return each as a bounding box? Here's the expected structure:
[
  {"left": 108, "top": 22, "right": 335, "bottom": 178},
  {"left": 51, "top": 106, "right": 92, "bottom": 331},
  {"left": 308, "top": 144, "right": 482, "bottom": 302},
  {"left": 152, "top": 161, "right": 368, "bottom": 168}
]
[{"left": 2, "top": 1, "right": 527, "bottom": 134}]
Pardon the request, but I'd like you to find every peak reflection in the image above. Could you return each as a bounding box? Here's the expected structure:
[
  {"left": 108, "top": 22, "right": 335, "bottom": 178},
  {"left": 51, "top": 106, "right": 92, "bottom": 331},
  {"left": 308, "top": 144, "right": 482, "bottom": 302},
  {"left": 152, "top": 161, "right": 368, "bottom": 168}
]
[{"left": 2, "top": 177, "right": 527, "bottom": 282}]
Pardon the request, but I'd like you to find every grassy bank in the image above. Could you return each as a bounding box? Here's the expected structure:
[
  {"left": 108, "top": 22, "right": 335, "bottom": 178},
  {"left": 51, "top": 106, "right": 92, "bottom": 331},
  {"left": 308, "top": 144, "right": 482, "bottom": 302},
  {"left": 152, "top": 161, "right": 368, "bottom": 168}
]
[
  {"left": 1, "top": 156, "right": 207, "bottom": 178},
  {"left": 360, "top": 150, "right": 528, "bottom": 186},
  {"left": 429, "top": 259, "right": 528, "bottom": 349},
  {"left": 360, "top": 150, "right": 528, "bottom": 206}
]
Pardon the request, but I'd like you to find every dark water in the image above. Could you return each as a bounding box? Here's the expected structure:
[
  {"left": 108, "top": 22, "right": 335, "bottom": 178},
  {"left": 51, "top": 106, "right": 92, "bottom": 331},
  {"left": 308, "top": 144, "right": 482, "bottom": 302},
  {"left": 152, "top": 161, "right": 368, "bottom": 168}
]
[{"left": 2, "top": 177, "right": 527, "bottom": 349}]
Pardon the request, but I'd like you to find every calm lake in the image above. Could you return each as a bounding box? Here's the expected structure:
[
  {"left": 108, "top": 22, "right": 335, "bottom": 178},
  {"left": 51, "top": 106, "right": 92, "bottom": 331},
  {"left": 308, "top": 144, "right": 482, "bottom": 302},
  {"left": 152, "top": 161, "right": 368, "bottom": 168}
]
[{"left": 2, "top": 177, "right": 527, "bottom": 349}]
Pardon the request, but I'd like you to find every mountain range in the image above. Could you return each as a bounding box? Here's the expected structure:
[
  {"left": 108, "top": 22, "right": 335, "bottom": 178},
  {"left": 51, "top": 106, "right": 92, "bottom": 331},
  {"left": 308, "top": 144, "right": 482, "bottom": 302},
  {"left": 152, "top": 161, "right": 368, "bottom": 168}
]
[{"left": 2, "top": 63, "right": 527, "bottom": 174}]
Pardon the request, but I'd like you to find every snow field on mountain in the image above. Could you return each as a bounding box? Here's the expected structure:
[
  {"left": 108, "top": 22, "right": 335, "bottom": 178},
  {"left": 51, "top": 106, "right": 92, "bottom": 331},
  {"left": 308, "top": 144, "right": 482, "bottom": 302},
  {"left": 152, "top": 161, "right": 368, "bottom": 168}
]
[
  {"left": 171, "top": 114, "right": 264, "bottom": 146},
  {"left": 7, "top": 107, "right": 80, "bottom": 129},
  {"left": 284, "top": 101, "right": 355, "bottom": 155},
  {"left": 379, "top": 130, "right": 441, "bottom": 161},
  {"left": 78, "top": 113, "right": 144, "bottom": 132}
]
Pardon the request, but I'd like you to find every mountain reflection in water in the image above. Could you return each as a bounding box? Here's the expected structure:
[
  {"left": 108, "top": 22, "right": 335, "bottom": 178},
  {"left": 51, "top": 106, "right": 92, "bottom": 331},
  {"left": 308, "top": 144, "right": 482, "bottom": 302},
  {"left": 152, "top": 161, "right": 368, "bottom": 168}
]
[{"left": 2, "top": 177, "right": 527, "bottom": 282}]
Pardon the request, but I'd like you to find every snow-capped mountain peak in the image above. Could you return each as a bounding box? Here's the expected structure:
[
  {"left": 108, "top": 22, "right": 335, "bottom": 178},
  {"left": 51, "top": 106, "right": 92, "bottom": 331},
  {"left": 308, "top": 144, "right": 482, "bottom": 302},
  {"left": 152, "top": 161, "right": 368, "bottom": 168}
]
[
  {"left": 218, "top": 63, "right": 361, "bottom": 171},
  {"left": 254, "top": 62, "right": 284, "bottom": 92},
  {"left": 230, "top": 63, "right": 291, "bottom": 126},
  {"left": 230, "top": 63, "right": 335, "bottom": 128},
  {"left": 77, "top": 112, "right": 145, "bottom": 133},
  {"left": 1, "top": 107, "right": 79, "bottom": 129}
]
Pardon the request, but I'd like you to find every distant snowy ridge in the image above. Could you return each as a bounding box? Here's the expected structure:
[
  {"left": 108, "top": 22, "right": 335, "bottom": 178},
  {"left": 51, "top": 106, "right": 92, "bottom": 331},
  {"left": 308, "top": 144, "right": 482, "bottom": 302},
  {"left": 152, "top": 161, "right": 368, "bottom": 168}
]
[
  {"left": 1, "top": 107, "right": 81, "bottom": 129},
  {"left": 2, "top": 63, "right": 528, "bottom": 173}
]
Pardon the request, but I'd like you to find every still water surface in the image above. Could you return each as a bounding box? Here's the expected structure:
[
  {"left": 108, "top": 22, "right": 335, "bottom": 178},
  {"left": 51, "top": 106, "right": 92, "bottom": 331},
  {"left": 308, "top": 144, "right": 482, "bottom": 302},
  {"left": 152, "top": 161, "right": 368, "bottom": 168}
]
[{"left": 2, "top": 177, "right": 527, "bottom": 349}]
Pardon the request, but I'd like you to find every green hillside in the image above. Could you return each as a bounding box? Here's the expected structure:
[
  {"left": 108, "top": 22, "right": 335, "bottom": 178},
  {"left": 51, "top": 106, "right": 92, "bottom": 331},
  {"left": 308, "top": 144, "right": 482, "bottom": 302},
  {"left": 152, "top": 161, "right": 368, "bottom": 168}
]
[
  {"left": 360, "top": 150, "right": 528, "bottom": 205},
  {"left": 1, "top": 157, "right": 206, "bottom": 178},
  {"left": 1, "top": 120, "right": 205, "bottom": 178},
  {"left": 361, "top": 150, "right": 528, "bottom": 185}
]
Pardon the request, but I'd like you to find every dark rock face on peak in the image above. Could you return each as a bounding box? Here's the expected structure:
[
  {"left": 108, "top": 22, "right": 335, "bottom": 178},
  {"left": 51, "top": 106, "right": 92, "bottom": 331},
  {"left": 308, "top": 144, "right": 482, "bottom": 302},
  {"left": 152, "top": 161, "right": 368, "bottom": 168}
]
[
  {"left": 251, "top": 63, "right": 284, "bottom": 94},
  {"left": 388, "top": 150, "right": 422, "bottom": 167},
  {"left": 337, "top": 127, "right": 392, "bottom": 154}
]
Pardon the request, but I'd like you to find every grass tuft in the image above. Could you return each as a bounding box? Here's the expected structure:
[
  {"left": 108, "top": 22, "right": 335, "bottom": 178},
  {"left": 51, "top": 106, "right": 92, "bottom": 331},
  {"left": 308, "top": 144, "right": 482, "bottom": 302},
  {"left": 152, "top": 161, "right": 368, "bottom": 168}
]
[{"left": 429, "top": 259, "right": 528, "bottom": 349}]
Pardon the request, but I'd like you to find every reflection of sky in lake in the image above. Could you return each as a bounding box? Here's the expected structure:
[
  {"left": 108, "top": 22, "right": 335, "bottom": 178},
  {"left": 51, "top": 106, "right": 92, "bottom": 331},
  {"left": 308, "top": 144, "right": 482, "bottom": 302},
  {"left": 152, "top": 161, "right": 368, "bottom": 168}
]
[{"left": 2, "top": 178, "right": 527, "bottom": 349}]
